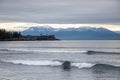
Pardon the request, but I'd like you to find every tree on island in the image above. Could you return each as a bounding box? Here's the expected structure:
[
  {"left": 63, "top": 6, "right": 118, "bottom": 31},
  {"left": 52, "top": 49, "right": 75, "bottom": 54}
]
[{"left": 0, "top": 29, "right": 22, "bottom": 40}]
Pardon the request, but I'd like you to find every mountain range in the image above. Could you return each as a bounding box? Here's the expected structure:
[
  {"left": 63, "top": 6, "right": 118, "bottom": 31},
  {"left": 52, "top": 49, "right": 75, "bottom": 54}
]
[{"left": 21, "top": 26, "right": 120, "bottom": 40}]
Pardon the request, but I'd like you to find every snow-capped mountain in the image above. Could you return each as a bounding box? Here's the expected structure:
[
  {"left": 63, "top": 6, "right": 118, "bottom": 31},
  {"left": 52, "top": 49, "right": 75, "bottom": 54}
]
[
  {"left": 22, "top": 26, "right": 55, "bottom": 35},
  {"left": 21, "top": 26, "right": 120, "bottom": 40},
  {"left": 115, "top": 31, "right": 120, "bottom": 34}
]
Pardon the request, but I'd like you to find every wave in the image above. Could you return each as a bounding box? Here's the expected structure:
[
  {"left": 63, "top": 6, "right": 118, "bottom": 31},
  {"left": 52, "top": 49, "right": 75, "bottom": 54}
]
[
  {"left": 0, "top": 48, "right": 87, "bottom": 53},
  {"left": 1, "top": 60, "right": 95, "bottom": 68},
  {"left": 71, "top": 62, "right": 94, "bottom": 68},
  {"left": 0, "top": 49, "right": 10, "bottom": 51},
  {"left": 1, "top": 47, "right": 120, "bottom": 55},
  {"left": 0, "top": 60, "right": 62, "bottom": 66},
  {"left": 0, "top": 59, "right": 95, "bottom": 68},
  {"left": 1, "top": 59, "right": 119, "bottom": 69},
  {"left": 92, "top": 64, "right": 118, "bottom": 69},
  {"left": 86, "top": 50, "right": 120, "bottom": 55},
  {"left": 1, "top": 48, "right": 120, "bottom": 55}
]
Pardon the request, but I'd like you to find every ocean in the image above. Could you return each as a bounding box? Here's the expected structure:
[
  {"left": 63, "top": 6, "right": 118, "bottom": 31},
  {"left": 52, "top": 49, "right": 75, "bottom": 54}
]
[{"left": 0, "top": 40, "right": 120, "bottom": 80}]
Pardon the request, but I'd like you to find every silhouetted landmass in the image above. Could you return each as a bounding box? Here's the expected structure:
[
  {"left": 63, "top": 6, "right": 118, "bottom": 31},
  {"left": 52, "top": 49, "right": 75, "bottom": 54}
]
[
  {"left": 0, "top": 29, "right": 21, "bottom": 41},
  {"left": 24, "top": 35, "right": 59, "bottom": 41},
  {"left": 0, "top": 29, "right": 58, "bottom": 41}
]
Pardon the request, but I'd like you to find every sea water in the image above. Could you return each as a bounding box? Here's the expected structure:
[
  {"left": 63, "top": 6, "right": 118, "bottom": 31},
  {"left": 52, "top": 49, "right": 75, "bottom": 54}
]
[{"left": 0, "top": 40, "right": 120, "bottom": 80}]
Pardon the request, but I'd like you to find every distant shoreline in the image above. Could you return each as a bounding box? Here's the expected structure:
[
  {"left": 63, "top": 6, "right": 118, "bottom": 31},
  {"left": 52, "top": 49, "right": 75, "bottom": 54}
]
[
  {"left": 0, "top": 29, "right": 59, "bottom": 41},
  {"left": 0, "top": 35, "right": 59, "bottom": 41}
]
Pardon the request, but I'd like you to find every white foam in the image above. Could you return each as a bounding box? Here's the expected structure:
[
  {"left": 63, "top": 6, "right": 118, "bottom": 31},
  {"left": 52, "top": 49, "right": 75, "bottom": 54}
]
[
  {"left": 2, "top": 60, "right": 62, "bottom": 66},
  {"left": 5, "top": 48, "right": 87, "bottom": 53},
  {"left": 1, "top": 59, "right": 95, "bottom": 69},
  {"left": 72, "top": 63, "right": 95, "bottom": 69}
]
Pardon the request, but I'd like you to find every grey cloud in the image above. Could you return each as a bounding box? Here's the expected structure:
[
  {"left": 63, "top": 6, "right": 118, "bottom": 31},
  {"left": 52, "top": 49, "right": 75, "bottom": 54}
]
[{"left": 0, "top": 0, "right": 120, "bottom": 24}]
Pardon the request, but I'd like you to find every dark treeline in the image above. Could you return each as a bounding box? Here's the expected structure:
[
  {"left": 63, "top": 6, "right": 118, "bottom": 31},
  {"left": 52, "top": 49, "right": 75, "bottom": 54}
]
[
  {"left": 0, "top": 29, "right": 22, "bottom": 40},
  {"left": 0, "top": 29, "right": 58, "bottom": 41}
]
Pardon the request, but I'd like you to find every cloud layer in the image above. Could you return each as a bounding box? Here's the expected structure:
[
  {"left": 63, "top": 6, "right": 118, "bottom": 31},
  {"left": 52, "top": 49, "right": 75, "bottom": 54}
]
[{"left": 0, "top": 0, "right": 120, "bottom": 24}]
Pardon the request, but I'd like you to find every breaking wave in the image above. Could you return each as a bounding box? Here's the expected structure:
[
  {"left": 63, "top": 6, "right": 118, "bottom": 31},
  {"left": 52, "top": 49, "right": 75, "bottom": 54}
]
[
  {"left": 0, "top": 48, "right": 87, "bottom": 53},
  {"left": 1, "top": 48, "right": 120, "bottom": 54},
  {"left": 1, "top": 47, "right": 120, "bottom": 55},
  {"left": 0, "top": 59, "right": 95, "bottom": 68},
  {"left": 86, "top": 50, "right": 120, "bottom": 54},
  {"left": 0, "top": 60, "right": 62, "bottom": 66},
  {"left": 0, "top": 49, "right": 10, "bottom": 51},
  {"left": 1, "top": 59, "right": 119, "bottom": 69},
  {"left": 71, "top": 63, "right": 94, "bottom": 68}
]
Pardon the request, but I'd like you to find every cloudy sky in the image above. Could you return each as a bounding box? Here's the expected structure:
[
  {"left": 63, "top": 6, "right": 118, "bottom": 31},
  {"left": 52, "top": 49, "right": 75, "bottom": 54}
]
[{"left": 0, "top": 0, "right": 120, "bottom": 31}]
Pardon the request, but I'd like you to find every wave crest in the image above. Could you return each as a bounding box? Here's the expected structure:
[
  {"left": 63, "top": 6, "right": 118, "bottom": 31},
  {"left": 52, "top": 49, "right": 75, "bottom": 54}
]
[
  {"left": 1, "top": 59, "right": 119, "bottom": 69},
  {"left": 0, "top": 59, "right": 94, "bottom": 69},
  {"left": 0, "top": 49, "right": 10, "bottom": 51},
  {"left": 1, "top": 60, "right": 62, "bottom": 66},
  {"left": 86, "top": 50, "right": 120, "bottom": 54}
]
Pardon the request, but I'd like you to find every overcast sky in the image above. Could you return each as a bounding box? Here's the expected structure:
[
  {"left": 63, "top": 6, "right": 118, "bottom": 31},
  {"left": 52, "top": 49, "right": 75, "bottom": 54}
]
[{"left": 0, "top": 0, "right": 120, "bottom": 30}]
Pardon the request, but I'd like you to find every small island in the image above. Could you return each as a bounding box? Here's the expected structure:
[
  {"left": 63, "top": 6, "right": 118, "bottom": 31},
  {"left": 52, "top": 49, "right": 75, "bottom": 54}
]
[{"left": 0, "top": 29, "right": 59, "bottom": 41}]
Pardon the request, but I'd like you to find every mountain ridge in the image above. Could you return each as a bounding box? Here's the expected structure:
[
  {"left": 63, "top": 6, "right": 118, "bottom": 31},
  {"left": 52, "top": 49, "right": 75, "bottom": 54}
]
[{"left": 21, "top": 26, "right": 120, "bottom": 40}]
